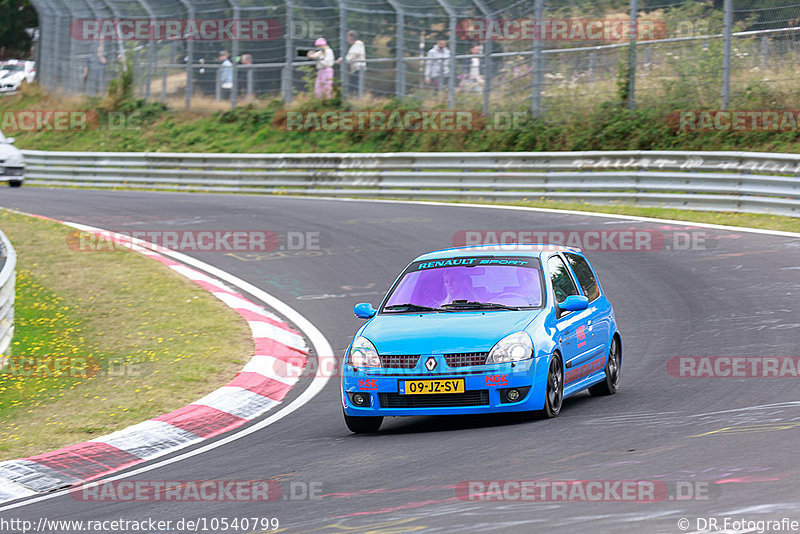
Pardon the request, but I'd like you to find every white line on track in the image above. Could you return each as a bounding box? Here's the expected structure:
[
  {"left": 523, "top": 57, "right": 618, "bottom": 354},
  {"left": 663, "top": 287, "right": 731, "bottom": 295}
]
[
  {"left": 290, "top": 196, "right": 800, "bottom": 239},
  {"left": 0, "top": 221, "right": 335, "bottom": 512}
]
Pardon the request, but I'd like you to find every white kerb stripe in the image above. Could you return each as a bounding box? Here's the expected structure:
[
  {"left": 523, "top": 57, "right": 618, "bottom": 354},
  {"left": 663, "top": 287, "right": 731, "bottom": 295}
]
[
  {"left": 191, "top": 386, "right": 279, "bottom": 420},
  {"left": 241, "top": 355, "right": 304, "bottom": 384},
  {"left": 89, "top": 420, "right": 202, "bottom": 460},
  {"left": 169, "top": 264, "right": 232, "bottom": 289},
  {"left": 0, "top": 479, "right": 36, "bottom": 501},
  {"left": 249, "top": 322, "right": 308, "bottom": 352},
  {"left": 213, "top": 293, "right": 281, "bottom": 319}
]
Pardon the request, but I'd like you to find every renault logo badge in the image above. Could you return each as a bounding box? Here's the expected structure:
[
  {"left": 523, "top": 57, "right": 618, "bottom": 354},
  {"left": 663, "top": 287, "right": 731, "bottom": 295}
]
[{"left": 425, "top": 357, "right": 437, "bottom": 371}]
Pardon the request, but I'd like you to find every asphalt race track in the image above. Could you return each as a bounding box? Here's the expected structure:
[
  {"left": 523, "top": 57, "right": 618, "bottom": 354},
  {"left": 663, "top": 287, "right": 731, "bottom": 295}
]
[{"left": 1, "top": 188, "right": 800, "bottom": 533}]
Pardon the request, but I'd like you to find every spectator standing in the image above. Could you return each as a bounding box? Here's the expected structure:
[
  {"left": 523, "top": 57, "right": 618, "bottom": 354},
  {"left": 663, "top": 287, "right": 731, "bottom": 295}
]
[
  {"left": 337, "top": 30, "right": 366, "bottom": 97},
  {"left": 460, "top": 42, "right": 484, "bottom": 92},
  {"left": 424, "top": 37, "right": 450, "bottom": 91},
  {"left": 83, "top": 43, "right": 108, "bottom": 96},
  {"left": 218, "top": 50, "right": 233, "bottom": 99},
  {"left": 308, "top": 37, "right": 335, "bottom": 99}
]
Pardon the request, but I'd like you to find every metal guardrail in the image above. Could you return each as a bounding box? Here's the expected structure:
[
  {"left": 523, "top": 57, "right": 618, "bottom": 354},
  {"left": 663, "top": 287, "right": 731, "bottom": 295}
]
[
  {"left": 19, "top": 149, "right": 800, "bottom": 217},
  {"left": 0, "top": 227, "right": 16, "bottom": 365}
]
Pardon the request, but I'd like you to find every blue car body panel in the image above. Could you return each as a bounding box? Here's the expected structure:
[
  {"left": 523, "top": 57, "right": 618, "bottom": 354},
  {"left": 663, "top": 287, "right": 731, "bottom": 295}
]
[{"left": 342, "top": 245, "right": 620, "bottom": 417}]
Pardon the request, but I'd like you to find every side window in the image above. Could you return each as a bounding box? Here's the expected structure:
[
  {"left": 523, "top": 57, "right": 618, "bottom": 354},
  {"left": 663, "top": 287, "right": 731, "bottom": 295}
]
[
  {"left": 548, "top": 255, "right": 579, "bottom": 306},
  {"left": 565, "top": 253, "right": 600, "bottom": 302}
]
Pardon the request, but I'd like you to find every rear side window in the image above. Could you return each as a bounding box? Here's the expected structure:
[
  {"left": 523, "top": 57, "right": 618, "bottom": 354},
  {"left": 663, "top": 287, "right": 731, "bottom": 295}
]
[
  {"left": 547, "top": 255, "right": 579, "bottom": 305},
  {"left": 565, "top": 253, "right": 600, "bottom": 302}
]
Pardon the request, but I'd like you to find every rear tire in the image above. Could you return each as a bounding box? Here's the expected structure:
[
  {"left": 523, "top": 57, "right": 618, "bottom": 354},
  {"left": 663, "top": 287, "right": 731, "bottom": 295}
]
[
  {"left": 343, "top": 411, "right": 383, "bottom": 434},
  {"left": 8, "top": 180, "right": 22, "bottom": 188},
  {"left": 589, "top": 336, "right": 621, "bottom": 396},
  {"left": 536, "top": 353, "right": 563, "bottom": 419}
]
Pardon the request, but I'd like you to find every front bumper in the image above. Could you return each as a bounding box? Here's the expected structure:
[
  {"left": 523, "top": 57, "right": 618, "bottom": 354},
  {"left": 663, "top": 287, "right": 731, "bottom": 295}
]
[
  {"left": 0, "top": 84, "right": 21, "bottom": 93},
  {"left": 342, "top": 357, "right": 548, "bottom": 416},
  {"left": 2, "top": 166, "right": 24, "bottom": 176}
]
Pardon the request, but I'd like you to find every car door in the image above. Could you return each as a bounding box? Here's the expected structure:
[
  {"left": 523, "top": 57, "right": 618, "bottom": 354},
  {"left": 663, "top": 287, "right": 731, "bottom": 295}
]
[
  {"left": 547, "top": 254, "right": 592, "bottom": 382},
  {"left": 564, "top": 252, "right": 611, "bottom": 369}
]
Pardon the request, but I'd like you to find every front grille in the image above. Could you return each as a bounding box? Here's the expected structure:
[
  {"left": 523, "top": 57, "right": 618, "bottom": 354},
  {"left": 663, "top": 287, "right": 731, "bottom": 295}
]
[
  {"left": 380, "top": 354, "right": 419, "bottom": 369},
  {"left": 444, "top": 352, "right": 489, "bottom": 367},
  {"left": 379, "top": 390, "right": 490, "bottom": 408}
]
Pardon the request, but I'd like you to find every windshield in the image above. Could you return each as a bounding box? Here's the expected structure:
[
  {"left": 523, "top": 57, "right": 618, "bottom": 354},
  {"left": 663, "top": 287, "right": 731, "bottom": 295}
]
[
  {"left": 1, "top": 65, "right": 24, "bottom": 74},
  {"left": 382, "top": 256, "right": 544, "bottom": 313}
]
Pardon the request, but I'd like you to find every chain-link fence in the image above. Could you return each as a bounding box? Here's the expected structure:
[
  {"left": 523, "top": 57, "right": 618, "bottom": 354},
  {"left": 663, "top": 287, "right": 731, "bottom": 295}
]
[{"left": 28, "top": 0, "right": 800, "bottom": 115}]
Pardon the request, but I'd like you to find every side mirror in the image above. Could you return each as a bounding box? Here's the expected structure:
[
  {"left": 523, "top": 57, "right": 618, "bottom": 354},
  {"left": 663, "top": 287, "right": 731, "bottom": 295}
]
[
  {"left": 6, "top": 137, "right": 14, "bottom": 144},
  {"left": 560, "top": 295, "right": 589, "bottom": 312},
  {"left": 354, "top": 302, "right": 377, "bottom": 319}
]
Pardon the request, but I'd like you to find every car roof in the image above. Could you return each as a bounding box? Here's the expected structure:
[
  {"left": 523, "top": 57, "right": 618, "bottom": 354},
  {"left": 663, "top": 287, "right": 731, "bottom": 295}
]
[{"left": 413, "top": 244, "right": 581, "bottom": 262}]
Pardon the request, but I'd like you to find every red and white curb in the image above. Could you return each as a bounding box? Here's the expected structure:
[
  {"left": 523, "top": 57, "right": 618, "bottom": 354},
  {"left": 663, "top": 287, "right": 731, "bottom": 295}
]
[{"left": 0, "top": 221, "right": 315, "bottom": 503}]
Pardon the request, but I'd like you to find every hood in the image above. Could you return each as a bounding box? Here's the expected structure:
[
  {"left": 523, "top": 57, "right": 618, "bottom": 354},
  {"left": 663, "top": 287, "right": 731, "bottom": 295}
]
[
  {"left": 0, "top": 71, "right": 23, "bottom": 82},
  {"left": 0, "top": 143, "right": 22, "bottom": 163},
  {"left": 360, "top": 310, "right": 539, "bottom": 355}
]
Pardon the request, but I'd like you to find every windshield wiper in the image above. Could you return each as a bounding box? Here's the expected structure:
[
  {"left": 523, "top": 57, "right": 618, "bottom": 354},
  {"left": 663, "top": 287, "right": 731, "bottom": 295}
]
[
  {"left": 384, "top": 303, "right": 443, "bottom": 313},
  {"left": 440, "top": 300, "right": 521, "bottom": 311}
]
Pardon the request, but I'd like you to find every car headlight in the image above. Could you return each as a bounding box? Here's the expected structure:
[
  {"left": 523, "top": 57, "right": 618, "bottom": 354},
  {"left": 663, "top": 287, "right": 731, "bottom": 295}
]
[
  {"left": 486, "top": 332, "right": 533, "bottom": 364},
  {"left": 348, "top": 336, "right": 382, "bottom": 368}
]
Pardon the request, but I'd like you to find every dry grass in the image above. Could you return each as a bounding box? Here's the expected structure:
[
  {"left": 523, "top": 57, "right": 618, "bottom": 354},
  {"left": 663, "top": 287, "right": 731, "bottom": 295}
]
[{"left": 0, "top": 210, "right": 254, "bottom": 460}]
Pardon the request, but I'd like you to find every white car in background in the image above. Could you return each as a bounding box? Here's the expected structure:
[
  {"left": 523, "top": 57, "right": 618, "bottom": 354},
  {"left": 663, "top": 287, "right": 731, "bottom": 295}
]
[
  {"left": 0, "top": 131, "right": 24, "bottom": 187},
  {"left": 0, "top": 60, "right": 36, "bottom": 94}
]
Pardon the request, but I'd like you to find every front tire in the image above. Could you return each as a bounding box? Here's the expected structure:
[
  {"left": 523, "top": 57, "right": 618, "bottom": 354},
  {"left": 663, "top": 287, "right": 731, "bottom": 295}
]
[
  {"left": 589, "top": 336, "right": 621, "bottom": 396},
  {"left": 343, "top": 411, "right": 383, "bottom": 433},
  {"left": 8, "top": 180, "right": 22, "bottom": 188},
  {"left": 536, "top": 353, "right": 563, "bottom": 418}
]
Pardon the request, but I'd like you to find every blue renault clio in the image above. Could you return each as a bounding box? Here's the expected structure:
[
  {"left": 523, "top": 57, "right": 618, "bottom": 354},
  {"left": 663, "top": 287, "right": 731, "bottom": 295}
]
[{"left": 341, "top": 245, "right": 621, "bottom": 433}]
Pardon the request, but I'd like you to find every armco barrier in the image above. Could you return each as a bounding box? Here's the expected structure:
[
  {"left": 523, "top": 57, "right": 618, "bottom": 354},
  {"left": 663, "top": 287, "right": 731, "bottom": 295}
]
[
  {"left": 0, "top": 227, "right": 15, "bottom": 364},
  {"left": 19, "top": 150, "right": 800, "bottom": 217}
]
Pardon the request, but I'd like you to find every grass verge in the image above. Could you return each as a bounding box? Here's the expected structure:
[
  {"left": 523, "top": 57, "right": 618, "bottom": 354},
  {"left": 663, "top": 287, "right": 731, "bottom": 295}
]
[{"left": 0, "top": 210, "right": 253, "bottom": 460}]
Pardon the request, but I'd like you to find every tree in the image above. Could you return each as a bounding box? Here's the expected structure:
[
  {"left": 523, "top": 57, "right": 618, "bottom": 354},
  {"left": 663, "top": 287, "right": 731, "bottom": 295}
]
[{"left": 0, "top": 0, "right": 38, "bottom": 59}]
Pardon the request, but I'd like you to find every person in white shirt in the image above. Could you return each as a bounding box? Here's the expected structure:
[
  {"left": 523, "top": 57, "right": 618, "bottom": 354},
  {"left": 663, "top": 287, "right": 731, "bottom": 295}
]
[
  {"left": 307, "top": 37, "right": 335, "bottom": 99},
  {"left": 337, "top": 30, "right": 366, "bottom": 97},
  {"left": 460, "top": 42, "right": 484, "bottom": 92},
  {"left": 424, "top": 37, "right": 451, "bottom": 91}
]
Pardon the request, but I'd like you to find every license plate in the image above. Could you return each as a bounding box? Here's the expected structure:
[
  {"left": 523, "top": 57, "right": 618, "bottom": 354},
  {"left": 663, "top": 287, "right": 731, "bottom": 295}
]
[{"left": 400, "top": 379, "right": 465, "bottom": 395}]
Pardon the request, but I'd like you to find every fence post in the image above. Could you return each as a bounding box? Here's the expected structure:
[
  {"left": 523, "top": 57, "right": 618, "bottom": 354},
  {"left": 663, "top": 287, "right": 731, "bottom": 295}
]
[
  {"left": 230, "top": 2, "right": 240, "bottom": 108},
  {"left": 282, "top": 0, "right": 294, "bottom": 103},
  {"left": 721, "top": 0, "right": 732, "bottom": 110},
  {"left": 760, "top": 35, "right": 768, "bottom": 70},
  {"left": 387, "top": 0, "right": 405, "bottom": 98},
  {"left": 435, "top": 0, "right": 457, "bottom": 109},
  {"left": 472, "top": 0, "right": 492, "bottom": 117},
  {"left": 128, "top": 0, "right": 158, "bottom": 99},
  {"left": 339, "top": 0, "right": 348, "bottom": 99},
  {"left": 532, "top": 0, "right": 544, "bottom": 117},
  {"left": 627, "top": 0, "right": 637, "bottom": 110}
]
